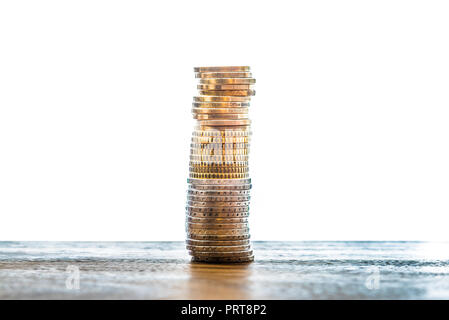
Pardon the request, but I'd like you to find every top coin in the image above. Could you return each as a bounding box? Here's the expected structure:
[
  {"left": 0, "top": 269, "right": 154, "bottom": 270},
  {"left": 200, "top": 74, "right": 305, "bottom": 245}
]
[
  {"left": 194, "top": 66, "right": 250, "bottom": 73},
  {"left": 195, "top": 72, "right": 252, "bottom": 79}
]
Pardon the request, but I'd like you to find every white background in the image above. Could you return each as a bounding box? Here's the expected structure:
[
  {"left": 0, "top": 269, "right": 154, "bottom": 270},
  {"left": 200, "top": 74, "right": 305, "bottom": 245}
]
[{"left": 1, "top": 1, "right": 448, "bottom": 241}]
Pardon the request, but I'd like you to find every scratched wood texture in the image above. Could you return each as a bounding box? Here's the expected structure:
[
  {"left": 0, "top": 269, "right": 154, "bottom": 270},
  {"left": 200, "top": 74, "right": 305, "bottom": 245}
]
[{"left": 1, "top": 241, "right": 449, "bottom": 299}]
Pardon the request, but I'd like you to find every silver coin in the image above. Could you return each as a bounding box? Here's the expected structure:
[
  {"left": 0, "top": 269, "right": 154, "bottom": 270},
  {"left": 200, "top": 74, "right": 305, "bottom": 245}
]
[
  {"left": 187, "top": 201, "right": 250, "bottom": 207},
  {"left": 187, "top": 189, "right": 251, "bottom": 196},
  {"left": 187, "top": 195, "right": 251, "bottom": 202},
  {"left": 187, "top": 211, "right": 250, "bottom": 218},
  {"left": 186, "top": 206, "right": 250, "bottom": 213},
  {"left": 188, "top": 184, "right": 252, "bottom": 191}
]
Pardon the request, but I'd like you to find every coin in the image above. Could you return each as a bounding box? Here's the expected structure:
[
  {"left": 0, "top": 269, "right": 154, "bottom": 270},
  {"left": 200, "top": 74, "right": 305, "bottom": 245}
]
[
  {"left": 187, "top": 183, "right": 252, "bottom": 191},
  {"left": 186, "top": 244, "right": 251, "bottom": 252},
  {"left": 198, "top": 84, "right": 254, "bottom": 90},
  {"left": 187, "top": 233, "right": 251, "bottom": 241},
  {"left": 191, "top": 137, "right": 250, "bottom": 145},
  {"left": 189, "top": 155, "right": 250, "bottom": 163},
  {"left": 191, "top": 142, "right": 249, "bottom": 148},
  {"left": 190, "top": 150, "right": 249, "bottom": 157},
  {"left": 199, "top": 90, "right": 255, "bottom": 96},
  {"left": 186, "top": 204, "right": 249, "bottom": 211},
  {"left": 187, "top": 211, "right": 250, "bottom": 218},
  {"left": 197, "top": 119, "right": 251, "bottom": 126},
  {"left": 187, "top": 189, "right": 251, "bottom": 196},
  {"left": 194, "top": 96, "right": 251, "bottom": 102},
  {"left": 188, "top": 250, "right": 253, "bottom": 258},
  {"left": 200, "top": 78, "right": 256, "bottom": 85},
  {"left": 193, "top": 113, "right": 249, "bottom": 120},
  {"left": 188, "top": 178, "right": 251, "bottom": 185},
  {"left": 192, "top": 107, "right": 249, "bottom": 114},
  {"left": 191, "top": 255, "right": 254, "bottom": 263},
  {"left": 189, "top": 172, "right": 250, "bottom": 179},
  {"left": 189, "top": 162, "right": 249, "bottom": 169},
  {"left": 186, "top": 238, "right": 251, "bottom": 246},
  {"left": 186, "top": 205, "right": 249, "bottom": 213},
  {"left": 192, "top": 129, "right": 251, "bottom": 136},
  {"left": 196, "top": 125, "right": 250, "bottom": 131},
  {"left": 189, "top": 167, "right": 249, "bottom": 174},
  {"left": 187, "top": 200, "right": 250, "bottom": 207},
  {"left": 187, "top": 195, "right": 251, "bottom": 202},
  {"left": 190, "top": 150, "right": 249, "bottom": 156},
  {"left": 192, "top": 102, "right": 250, "bottom": 109},
  {"left": 194, "top": 66, "right": 250, "bottom": 73},
  {"left": 187, "top": 222, "right": 249, "bottom": 229},
  {"left": 186, "top": 228, "right": 249, "bottom": 235},
  {"left": 189, "top": 169, "right": 249, "bottom": 176},
  {"left": 195, "top": 72, "right": 252, "bottom": 79},
  {"left": 186, "top": 216, "right": 249, "bottom": 223}
]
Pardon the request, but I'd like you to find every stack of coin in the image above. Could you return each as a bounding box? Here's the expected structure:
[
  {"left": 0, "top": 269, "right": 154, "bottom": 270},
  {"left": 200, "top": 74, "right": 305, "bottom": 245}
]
[{"left": 186, "top": 66, "right": 255, "bottom": 263}]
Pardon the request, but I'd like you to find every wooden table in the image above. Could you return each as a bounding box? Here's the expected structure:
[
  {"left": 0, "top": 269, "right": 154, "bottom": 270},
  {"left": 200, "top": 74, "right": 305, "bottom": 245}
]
[{"left": 1, "top": 241, "right": 449, "bottom": 299}]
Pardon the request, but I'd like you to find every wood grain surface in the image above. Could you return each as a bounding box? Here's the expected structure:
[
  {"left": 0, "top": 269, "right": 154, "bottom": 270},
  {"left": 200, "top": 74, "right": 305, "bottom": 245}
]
[{"left": 1, "top": 241, "right": 449, "bottom": 299}]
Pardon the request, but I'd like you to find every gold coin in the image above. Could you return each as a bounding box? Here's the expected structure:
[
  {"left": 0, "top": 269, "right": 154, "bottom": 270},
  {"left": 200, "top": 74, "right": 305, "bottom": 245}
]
[
  {"left": 192, "top": 102, "right": 250, "bottom": 108},
  {"left": 200, "top": 78, "right": 256, "bottom": 85},
  {"left": 192, "top": 136, "right": 250, "bottom": 144},
  {"left": 187, "top": 184, "right": 252, "bottom": 191},
  {"left": 189, "top": 161, "right": 249, "bottom": 167},
  {"left": 194, "top": 96, "right": 251, "bottom": 102},
  {"left": 186, "top": 228, "right": 249, "bottom": 235},
  {"left": 186, "top": 238, "right": 251, "bottom": 246},
  {"left": 197, "top": 119, "right": 251, "bottom": 126},
  {"left": 192, "top": 107, "right": 249, "bottom": 114},
  {"left": 189, "top": 168, "right": 249, "bottom": 175},
  {"left": 194, "top": 66, "right": 250, "bottom": 73},
  {"left": 199, "top": 90, "right": 255, "bottom": 96},
  {"left": 190, "top": 143, "right": 250, "bottom": 149},
  {"left": 190, "top": 150, "right": 249, "bottom": 156},
  {"left": 193, "top": 113, "right": 249, "bottom": 120},
  {"left": 192, "top": 129, "right": 251, "bottom": 136},
  {"left": 187, "top": 222, "right": 249, "bottom": 230},
  {"left": 189, "top": 172, "right": 250, "bottom": 179},
  {"left": 190, "top": 155, "right": 250, "bottom": 163},
  {"left": 195, "top": 72, "right": 252, "bottom": 79},
  {"left": 191, "top": 142, "right": 249, "bottom": 149},
  {"left": 198, "top": 84, "right": 254, "bottom": 90},
  {"left": 191, "top": 255, "right": 254, "bottom": 263},
  {"left": 189, "top": 167, "right": 249, "bottom": 175},
  {"left": 188, "top": 233, "right": 250, "bottom": 241},
  {"left": 186, "top": 244, "right": 251, "bottom": 252}
]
